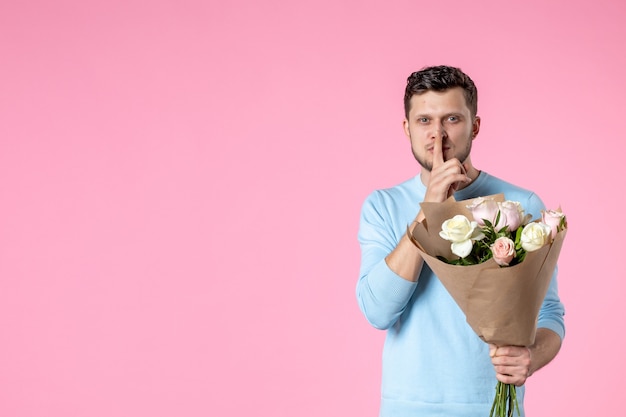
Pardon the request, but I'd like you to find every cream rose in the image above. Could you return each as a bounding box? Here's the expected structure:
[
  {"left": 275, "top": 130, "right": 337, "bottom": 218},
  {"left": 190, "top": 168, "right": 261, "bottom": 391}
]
[
  {"left": 439, "top": 215, "right": 485, "bottom": 258},
  {"left": 490, "top": 237, "right": 516, "bottom": 266},
  {"left": 520, "top": 222, "right": 552, "bottom": 252}
]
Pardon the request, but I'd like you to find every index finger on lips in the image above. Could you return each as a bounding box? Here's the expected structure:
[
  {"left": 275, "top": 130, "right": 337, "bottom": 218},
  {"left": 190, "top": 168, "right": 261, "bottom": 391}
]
[{"left": 432, "top": 136, "right": 444, "bottom": 167}]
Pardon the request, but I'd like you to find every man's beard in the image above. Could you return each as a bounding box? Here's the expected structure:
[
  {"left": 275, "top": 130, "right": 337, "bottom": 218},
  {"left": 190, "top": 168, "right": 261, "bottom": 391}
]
[{"left": 411, "top": 134, "right": 473, "bottom": 171}]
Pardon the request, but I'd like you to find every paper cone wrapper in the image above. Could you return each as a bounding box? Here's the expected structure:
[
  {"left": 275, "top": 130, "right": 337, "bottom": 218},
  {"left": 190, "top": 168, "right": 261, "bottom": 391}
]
[{"left": 411, "top": 195, "right": 567, "bottom": 347}]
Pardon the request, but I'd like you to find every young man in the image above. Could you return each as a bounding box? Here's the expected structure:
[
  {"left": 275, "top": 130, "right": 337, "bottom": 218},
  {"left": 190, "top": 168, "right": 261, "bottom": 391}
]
[{"left": 356, "top": 65, "right": 565, "bottom": 416}]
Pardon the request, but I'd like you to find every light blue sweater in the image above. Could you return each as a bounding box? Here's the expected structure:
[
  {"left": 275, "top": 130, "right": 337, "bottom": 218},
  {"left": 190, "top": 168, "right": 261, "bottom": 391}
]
[{"left": 357, "top": 171, "right": 565, "bottom": 417}]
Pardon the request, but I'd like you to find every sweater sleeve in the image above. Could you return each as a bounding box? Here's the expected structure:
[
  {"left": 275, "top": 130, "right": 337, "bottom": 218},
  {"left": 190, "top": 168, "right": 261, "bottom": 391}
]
[
  {"left": 523, "top": 192, "right": 566, "bottom": 340},
  {"left": 356, "top": 191, "right": 418, "bottom": 330},
  {"left": 537, "top": 267, "right": 566, "bottom": 339}
]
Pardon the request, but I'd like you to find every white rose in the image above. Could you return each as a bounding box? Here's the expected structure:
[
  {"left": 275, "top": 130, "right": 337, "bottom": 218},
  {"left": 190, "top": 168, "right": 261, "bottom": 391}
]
[
  {"left": 439, "top": 215, "right": 485, "bottom": 258},
  {"left": 520, "top": 222, "right": 552, "bottom": 252}
]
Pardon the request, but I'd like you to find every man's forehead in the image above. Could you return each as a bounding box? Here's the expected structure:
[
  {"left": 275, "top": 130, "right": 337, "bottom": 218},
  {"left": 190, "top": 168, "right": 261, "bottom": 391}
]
[{"left": 409, "top": 90, "right": 470, "bottom": 114}]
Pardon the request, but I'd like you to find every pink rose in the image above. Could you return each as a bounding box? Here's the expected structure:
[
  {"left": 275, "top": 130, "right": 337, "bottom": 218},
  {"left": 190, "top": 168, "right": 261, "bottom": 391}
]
[
  {"left": 542, "top": 209, "right": 566, "bottom": 240},
  {"left": 496, "top": 201, "right": 525, "bottom": 232},
  {"left": 467, "top": 197, "right": 499, "bottom": 227},
  {"left": 467, "top": 198, "right": 527, "bottom": 232},
  {"left": 490, "top": 237, "right": 516, "bottom": 266}
]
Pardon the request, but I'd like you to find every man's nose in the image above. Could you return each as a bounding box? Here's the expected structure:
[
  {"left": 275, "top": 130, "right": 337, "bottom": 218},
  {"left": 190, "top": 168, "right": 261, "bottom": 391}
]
[{"left": 431, "top": 124, "right": 447, "bottom": 139}]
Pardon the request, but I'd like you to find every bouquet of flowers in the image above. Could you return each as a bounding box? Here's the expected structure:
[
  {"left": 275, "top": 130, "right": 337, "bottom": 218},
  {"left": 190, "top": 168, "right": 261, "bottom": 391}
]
[{"left": 408, "top": 194, "right": 567, "bottom": 417}]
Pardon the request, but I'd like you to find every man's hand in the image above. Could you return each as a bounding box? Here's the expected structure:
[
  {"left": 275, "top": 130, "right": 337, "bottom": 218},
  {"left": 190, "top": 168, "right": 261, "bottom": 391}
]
[
  {"left": 488, "top": 329, "right": 562, "bottom": 387},
  {"left": 489, "top": 345, "right": 532, "bottom": 387},
  {"left": 424, "top": 137, "right": 470, "bottom": 202}
]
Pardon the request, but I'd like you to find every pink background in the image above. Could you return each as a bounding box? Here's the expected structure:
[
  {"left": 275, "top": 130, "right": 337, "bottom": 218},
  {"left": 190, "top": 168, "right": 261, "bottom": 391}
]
[{"left": 1, "top": 0, "right": 623, "bottom": 415}]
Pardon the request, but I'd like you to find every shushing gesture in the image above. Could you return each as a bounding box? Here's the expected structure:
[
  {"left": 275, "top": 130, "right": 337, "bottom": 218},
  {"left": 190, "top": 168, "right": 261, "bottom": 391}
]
[{"left": 423, "top": 136, "right": 471, "bottom": 203}]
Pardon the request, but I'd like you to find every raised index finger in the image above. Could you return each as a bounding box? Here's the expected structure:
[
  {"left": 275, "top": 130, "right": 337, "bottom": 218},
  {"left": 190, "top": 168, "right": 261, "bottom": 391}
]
[{"left": 432, "top": 136, "right": 445, "bottom": 168}]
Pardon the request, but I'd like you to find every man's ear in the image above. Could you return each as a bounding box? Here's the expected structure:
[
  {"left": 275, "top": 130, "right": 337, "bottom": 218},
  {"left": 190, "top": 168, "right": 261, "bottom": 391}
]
[
  {"left": 403, "top": 118, "right": 411, "bottom": 139},
  {"left": 472, "top": 116, "right": 481, "bottom": 138}
]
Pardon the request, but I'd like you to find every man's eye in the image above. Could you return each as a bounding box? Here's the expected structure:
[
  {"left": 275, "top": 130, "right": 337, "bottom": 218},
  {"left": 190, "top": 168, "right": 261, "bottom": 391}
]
[
  {"left": 418, "top": 118, "right": 429, "bottom": 123},
  {"left": 448, "top": 116, "right": 458, "bottom": 122}
]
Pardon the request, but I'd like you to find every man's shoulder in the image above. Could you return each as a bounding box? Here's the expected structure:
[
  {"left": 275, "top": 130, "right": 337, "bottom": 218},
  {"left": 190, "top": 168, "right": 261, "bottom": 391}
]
[
  {"left": 475, "top": 172, "right": 546, "bottom": 216},
  {"left": 365, "top": 176, "right": 421, "bottom": 203},
  {"left": 359, "top": 176, "right": 423, "bottom": 230},
  {"left": 360, "top": 175, "right": 423, "bottom": 221}
]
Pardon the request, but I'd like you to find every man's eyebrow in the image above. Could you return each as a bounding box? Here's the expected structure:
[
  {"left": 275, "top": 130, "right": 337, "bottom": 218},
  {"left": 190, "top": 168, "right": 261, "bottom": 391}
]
[{"left": 413, "top": 111, "right": 464, "bottom": 118}]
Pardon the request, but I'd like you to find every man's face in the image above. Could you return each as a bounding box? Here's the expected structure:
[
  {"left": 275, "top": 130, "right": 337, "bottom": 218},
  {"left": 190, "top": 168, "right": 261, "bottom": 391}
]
[{"left": 403, "top": 87, "right": 480, "bottom": 171}]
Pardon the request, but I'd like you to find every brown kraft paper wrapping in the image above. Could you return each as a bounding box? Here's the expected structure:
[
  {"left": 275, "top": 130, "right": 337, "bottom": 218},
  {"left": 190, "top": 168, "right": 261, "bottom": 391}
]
[{"left": 410, "top": 194, "right": 567, "bottom": 347}]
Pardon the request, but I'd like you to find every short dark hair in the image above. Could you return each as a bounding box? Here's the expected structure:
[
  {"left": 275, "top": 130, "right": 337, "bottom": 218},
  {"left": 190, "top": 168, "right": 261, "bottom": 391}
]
[{"left": 403, "top": 65, "right": 478, "bottom": 118}]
